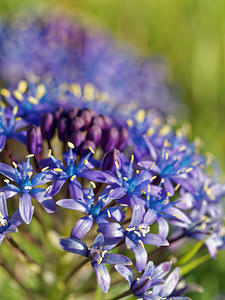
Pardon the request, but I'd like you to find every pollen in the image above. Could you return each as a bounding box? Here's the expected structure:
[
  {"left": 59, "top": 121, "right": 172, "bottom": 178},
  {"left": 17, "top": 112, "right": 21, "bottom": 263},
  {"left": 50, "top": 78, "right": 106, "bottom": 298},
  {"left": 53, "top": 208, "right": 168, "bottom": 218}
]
[
  {"left": 89, "top": 146, "right": 95, "bottom": 154},
  {"left": 126, "top": 119, "right": 133, "bottom": 127},
  {"left": 28, "top": 96, "right": 39, "bottom": 105},
  {"left": 83, "top": 83, "right": 95, "bottom": 101},
  {"left": 13, "top": 106, "right": 18, "bottom": 115},
  {"left": 130, "top": 154, "right": 134, "bottom": 164},
  {"left": 36, "top": 84, "right": 46, "bottom": 99},
  {"left": 135, "top": 109, "right": 145, "bottom": 123},
  {"left": 48, "top": 149, "right": 52, "bottom": 157},
  {"left": 18, "top": 80, "right": 27, "bottom": 93},
  {"left": 147, "top": 127, "right": 154, "bottom": 137},
  {"left": 115, "top": 161, "right": 120, "bottom": 169},
  {"left": 13, "top": 90, "right": 23, "bottom": 101},
  {"left": 90, "top": 181, "right": 96, "bottom": 189},
  {"left": 107, "top": 210, "right": 111, "bottom": 218},
  {"left": 67, "top": 141, "right": 74, "bottom": 149},
  {"left": 54, "top": 168, "right": 63, "bottom": 172},
  {"left": 42, "top": 166, "right": 49, "bottom": 172},
  {"left": 84, "top": 159, "right": 88, "bottom": 165},
  {"left": 12, "top": 161, "right": 17, "bottom": 168},
  {"left": 159, "top": 125, "right": 170, "bottom": 136},
  {"left": 70, "top": 83, "right": 82, "bottom": 98},
  {"left": 1, "top": 88, "right": 11, "bottom": 97},
  {"left": 70, "top": 175, "right": 76, "bottom": 181}
]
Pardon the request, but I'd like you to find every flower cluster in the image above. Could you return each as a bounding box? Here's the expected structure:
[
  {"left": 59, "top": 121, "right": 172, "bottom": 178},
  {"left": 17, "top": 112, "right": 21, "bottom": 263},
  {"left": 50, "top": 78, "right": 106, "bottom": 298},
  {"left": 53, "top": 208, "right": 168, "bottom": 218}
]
[
  {"left": 0, "top": 73, "right": 224, "bottom": 299},
  {"left": 0, "top": 12, "right": 178, "bottom": 115}
]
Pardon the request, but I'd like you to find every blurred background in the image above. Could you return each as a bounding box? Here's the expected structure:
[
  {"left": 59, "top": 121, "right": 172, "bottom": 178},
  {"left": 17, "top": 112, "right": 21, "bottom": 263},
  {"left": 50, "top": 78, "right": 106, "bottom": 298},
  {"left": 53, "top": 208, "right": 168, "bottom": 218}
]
[{"left": 0, "top": 0, "right": 224, "bottom": 299}]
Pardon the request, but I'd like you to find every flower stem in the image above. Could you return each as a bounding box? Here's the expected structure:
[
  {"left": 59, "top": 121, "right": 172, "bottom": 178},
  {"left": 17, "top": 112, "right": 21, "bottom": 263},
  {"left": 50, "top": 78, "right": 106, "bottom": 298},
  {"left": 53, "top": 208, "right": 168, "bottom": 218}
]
[
  {"left": 0, "top": 257, "right": 33, "bottom": 298},
  {"left": 7, "top": 236, "right": 40, "bottom": 266},
  {"left": 109, "top": 289, "right": 132, "bottom": 300},
  {"left": 65, "top": 257, "right": 90, "bottom": 285}
]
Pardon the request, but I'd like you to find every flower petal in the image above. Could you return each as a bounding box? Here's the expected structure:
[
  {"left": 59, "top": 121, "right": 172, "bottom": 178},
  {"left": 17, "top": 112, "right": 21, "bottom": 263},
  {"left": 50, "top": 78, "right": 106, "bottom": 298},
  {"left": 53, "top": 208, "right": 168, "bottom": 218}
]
[
  {"left": 115, "top": 265, "right": 133, "bottom": 287},
  {"left": 132, "top": 244, "right": 147, "bottom": 272},
  {"left": 60, "top": 237, "right": 88, "bottom": 256},
  {"left": 92, "top": 262, "right": 110, "bottom": 294},
  {"left": 142, "top": 233, "right": 169, "bottom": 247},
  {"left": 70, "top": 216, "right": 93, "bottom": 239},
  {"left": 19, "top": 193, "right": 33, "bottom": 224},
  {"left": 0, "top": 135, "right": 6, "bottom": 152},
  {"left": 103, "top": 253, "right": 132, "bottom": 265},
  {"left": 0, "top": 192, "right": 8, "bottom": 218}
]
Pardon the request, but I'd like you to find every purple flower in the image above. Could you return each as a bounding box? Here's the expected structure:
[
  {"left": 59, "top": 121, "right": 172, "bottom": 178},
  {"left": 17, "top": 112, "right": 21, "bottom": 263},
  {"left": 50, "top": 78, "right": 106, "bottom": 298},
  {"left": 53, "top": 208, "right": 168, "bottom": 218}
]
[
  {"left": 40, "top": 143, "right": 94, "bottom": 199},
  {"left": 60, "top": 233, "right": 132, "bottom": 293},
  {"left": 0, "top": 156, "right": 55, "bottom": 224},
  {"left": 56, "top": 184, "right": 124, "bottom": 239},
  {"left": 0, "top": 192, "right": 24, "bottom": 244},
  {"left": 99, "top": 204, "right": 168, "bottom": 272},
  {"left": 0, "top": 104, "right": 27, "bottom": 151},
  {"left": 115, "top": 261, "right": 188, "bottom": 300}
]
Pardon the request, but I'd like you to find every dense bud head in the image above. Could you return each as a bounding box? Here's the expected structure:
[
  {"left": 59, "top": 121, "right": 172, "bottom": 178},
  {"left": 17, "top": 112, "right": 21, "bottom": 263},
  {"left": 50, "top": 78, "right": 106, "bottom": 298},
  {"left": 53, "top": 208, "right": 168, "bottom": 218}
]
[
  {"left": 101, "top": 149, "right": 121, "bottom": 172},
  {"left": 27, "top": 125, "right": 42, "bottom": 156},
  {"left": 103, "top": 127, "right": 119, "bottom": 152},
  {"left": 41, "top": 112, "right": 55, "bottom": 140},
  {"left": 86, "top": 125, "right": 102, "bottom": 146}
]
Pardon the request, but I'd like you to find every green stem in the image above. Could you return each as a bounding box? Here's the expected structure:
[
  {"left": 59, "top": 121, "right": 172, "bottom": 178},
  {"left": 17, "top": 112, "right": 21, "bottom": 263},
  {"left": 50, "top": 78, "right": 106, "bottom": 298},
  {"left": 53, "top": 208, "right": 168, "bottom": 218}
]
[
  {"left": 7, "top": 237, "right": 40, "bottom": 266},
  {"left": 65, "top": 257, "right": 90, "bottom": 285},
  {"left": 0, "top": 257, "right": 33, "bottom": 299},
  {"left": 109, "top": 289, "right": 132, "bottom": 300}
]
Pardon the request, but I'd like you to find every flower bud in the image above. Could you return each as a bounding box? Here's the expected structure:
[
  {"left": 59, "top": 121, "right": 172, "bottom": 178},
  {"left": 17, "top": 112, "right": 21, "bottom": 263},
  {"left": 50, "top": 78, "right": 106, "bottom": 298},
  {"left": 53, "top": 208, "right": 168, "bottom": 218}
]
[
  {"left": 70, "top": 116, "right": 85, "bottom": 132},
  {"left": 80, "top": 140, "right": 96, "bottom": 156},
  {"left": 103, "top": 127, "right": 119, "bottom": 152},
  {"left": 117, "top": 127, "right": 128, "bottom": 150},
  {"left": 101, "top": 149, "right": 121, "bottom": 172},
  {"left": 79, "top": 109, "right": 93, "bottom": 129},
  {"left": 27, "top": 126, "right": 42, "bottom": 156},
  {"left": 71, "top": 131, "right": 85, "bottom": 148},
  {"left": 102, "top": 115, "right": 113, "bottom": 130},
  {"left": 58, "top": 117, "right": 69, "bottom": 141},
  {"left": 86, "top": 125, "right": 102, "bottom": 146},
  {"left": 92, "top": 116, "right": 105, "bottom": 129},
  {"left": 41, "top": 112, "right": 55, "bottom": 140},
  {"left": 67, "top": 108, "right": 79, "bottom": 120}
]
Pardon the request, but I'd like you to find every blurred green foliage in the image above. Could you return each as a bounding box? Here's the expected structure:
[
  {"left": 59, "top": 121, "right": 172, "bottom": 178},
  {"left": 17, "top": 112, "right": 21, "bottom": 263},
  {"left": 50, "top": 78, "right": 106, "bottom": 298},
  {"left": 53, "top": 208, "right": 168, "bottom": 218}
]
[{"left": 0, "top": 0, "right": 225, "bottom": 299}]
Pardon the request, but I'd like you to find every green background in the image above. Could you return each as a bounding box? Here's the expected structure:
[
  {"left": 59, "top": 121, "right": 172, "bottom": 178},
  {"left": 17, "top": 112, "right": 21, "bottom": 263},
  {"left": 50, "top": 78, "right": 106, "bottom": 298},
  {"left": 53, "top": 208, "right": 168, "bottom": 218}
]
[{"left": 0, "top": 0, "right": 225, "bottom": 299}]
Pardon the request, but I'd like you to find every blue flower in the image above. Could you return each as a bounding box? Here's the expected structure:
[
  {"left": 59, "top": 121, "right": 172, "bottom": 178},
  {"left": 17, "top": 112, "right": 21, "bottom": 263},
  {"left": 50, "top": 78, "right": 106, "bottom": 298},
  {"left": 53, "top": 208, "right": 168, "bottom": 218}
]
[
  {"left": 82, "top": 154, "right": 166, "bottom": 213},
  {"left": 0, "top": 192, "right": 24, "bottom": 244},
  {"left": 98, "top": 204, "right": 168, "bottom": 272},
  {"left": 0, "top": 155, "right": 55, "bottom": 224},
  {"left": 56, "top": 183, "right": 124, "bottom": 239},
  {"left": 116, "top": 263, "right": 190, "bottom": 300},
  {"left": 0, "top": 104, "right": 27, "bottom": 151},
  {"left": 60, "top": 233, "right": 132, "bottom": 293},
  {"left": 40, "top": 143, "right": 94, "bottom": 199}
]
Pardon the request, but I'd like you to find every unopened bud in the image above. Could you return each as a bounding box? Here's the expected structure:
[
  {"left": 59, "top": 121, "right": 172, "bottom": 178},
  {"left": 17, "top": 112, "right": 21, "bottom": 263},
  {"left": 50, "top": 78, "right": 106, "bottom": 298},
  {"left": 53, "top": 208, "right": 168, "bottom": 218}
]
[{"left": 102, "top": 149, "right": 121, "bottom": 172}]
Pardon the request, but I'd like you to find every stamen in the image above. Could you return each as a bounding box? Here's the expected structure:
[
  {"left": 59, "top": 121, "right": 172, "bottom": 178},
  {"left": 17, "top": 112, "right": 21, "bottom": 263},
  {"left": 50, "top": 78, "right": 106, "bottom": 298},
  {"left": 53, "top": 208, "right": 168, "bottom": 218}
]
[
  {"left": 13, "top": 90, "right": 23, "bottom": 101},
  {"left": 18, "top": 80, "right": 27, "bottom": 93},
  {"left": 70, "top": 175, "right": 76, "bottom": 182},
  {"left": 126, "top": 119, "right": 133, "bottom": 127},
  {"left": 68, "top": 142, "right": 74, "bottom": 149},
  {"left": 1, "top": 88, "right": 11, "bottom": 97},
  {"left": 28, "top": 96, "right": 38, "bottom": 105}
]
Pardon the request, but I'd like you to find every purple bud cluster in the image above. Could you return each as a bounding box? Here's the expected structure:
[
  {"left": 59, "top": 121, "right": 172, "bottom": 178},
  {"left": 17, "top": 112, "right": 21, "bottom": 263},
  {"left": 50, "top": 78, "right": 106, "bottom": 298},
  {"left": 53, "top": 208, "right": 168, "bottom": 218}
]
[{"left": 40, "top": 107, "right": 128, "bottom": 157}]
